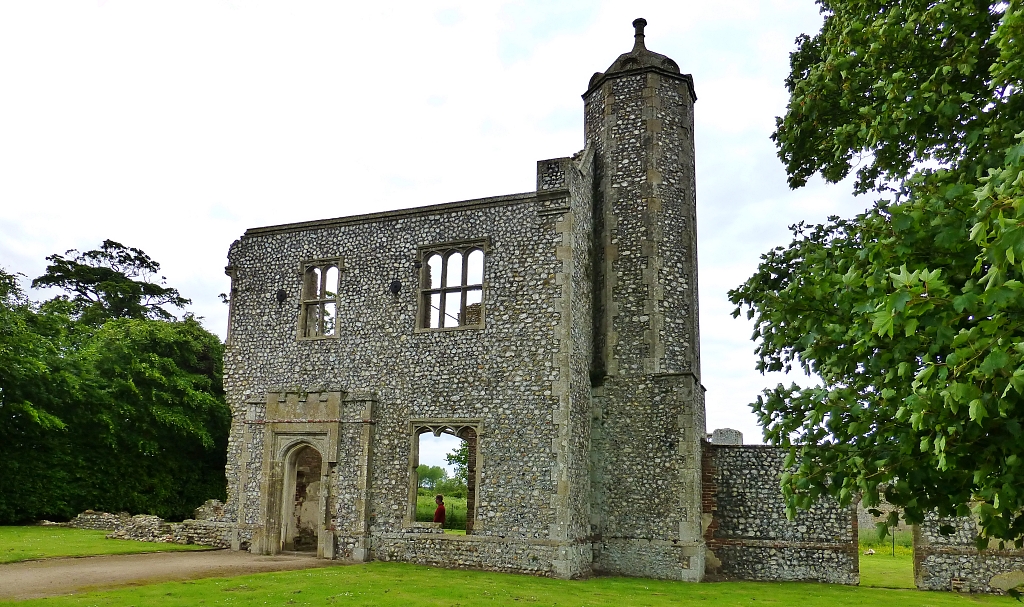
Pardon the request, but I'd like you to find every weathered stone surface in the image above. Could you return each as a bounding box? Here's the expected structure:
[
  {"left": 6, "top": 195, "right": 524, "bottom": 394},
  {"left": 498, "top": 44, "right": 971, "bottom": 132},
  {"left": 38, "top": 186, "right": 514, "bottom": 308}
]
[
  {"left": 62, "top": 508, "right": 234, "bottom": 549},
  {"left": 102, "top": 511, "right": 233, "bottom": 549},
  {"left": 193, "top": 499, "right": 228, "bottom": 522},
  {"left": 915, "top": 512, "right": 1024, "bottom": 593},
  {"left": 701, "top": 445, "right": 858, "bottom": 584},
  {"left": 709, "top": 428, "right": 742, "bottom": 445},
  {"left": 583, "top": 23, "right": 705, "bottom": 581},
  {"left": 66, "top": 510, "right": 130, "bottom": 531}
]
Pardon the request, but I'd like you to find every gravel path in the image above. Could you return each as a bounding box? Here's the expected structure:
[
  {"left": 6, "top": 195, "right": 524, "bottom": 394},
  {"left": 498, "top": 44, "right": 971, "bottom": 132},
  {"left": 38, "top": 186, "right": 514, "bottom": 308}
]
[{"left": 0, "top": 550, "right": 334, "bottom": 600}]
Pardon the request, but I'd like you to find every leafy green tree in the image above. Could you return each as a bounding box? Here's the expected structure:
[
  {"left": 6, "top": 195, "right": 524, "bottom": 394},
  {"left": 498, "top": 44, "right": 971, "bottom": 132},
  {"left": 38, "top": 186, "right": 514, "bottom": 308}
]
[
  {"left": 417, "top": 465, "right": 447, "bottom": 491},
  {"left": 731, "top": 0, "right": 1024, "bottom": 548},
  {"left": 435, "top": 477, "right": 467, "bottom": 499},
  {"left": 1, "top": 241, "right": 229, "bottom": 523},
  {"left": 32, "top": 240, "right": 190, "bottom": 325},
  {"left": 446, "top": 442, "right": 469, "bottom": 484},
  {"left": 0, "top": 268, "right": 79, "bottom": 522},
  {"left": 0, "top": 269, "right": 65, "bottom": 433},
  {"left": 70, "top": 316, "right": 230, "bottom": 518}
]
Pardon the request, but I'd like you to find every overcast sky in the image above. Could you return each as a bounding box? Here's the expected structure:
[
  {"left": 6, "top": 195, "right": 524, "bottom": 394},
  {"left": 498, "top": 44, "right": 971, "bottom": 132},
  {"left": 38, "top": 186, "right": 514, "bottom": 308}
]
[{"left": 0, "top": 1, "right": 869, "bottom": 464}]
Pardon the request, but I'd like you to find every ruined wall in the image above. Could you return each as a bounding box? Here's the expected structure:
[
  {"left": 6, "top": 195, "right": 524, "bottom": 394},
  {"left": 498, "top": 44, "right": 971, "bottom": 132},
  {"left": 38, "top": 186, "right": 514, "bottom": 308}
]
[
  {"left": 915, "top": 512, "right": 1024, "bottom": 593},
  {"left": 701, "top": 444, "right": 858, "bottom": 584},
  {"left": 584, "top": 49, "right": 705, "bottom": 580},
  {"left": 105, "top": 514, "right": 233, "bottom": 548},
  {"left": 66, "top": 505, "right": 234, "bottom": 549},
  {"left": 66, "top": 510, "right": 129, "bottom": 531},
  {"left": 535, "top": 149, "right": 597, "bottom": 577},
  {"left": 224, "top": 178, "right": 593, "bottom": 575}
]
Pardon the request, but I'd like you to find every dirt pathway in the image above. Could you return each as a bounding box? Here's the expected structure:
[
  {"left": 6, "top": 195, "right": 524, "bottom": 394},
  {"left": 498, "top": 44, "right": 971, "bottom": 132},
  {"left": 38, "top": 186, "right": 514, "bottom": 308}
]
[{"left": 0, "top": 550, "right": 335, "bottom": 600}]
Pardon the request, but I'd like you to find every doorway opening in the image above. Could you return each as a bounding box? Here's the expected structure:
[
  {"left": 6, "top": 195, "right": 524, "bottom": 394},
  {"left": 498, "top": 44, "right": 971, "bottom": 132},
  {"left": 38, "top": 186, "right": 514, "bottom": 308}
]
[{"left": 282, "top": 444, "right": 323, "bottom": 552}]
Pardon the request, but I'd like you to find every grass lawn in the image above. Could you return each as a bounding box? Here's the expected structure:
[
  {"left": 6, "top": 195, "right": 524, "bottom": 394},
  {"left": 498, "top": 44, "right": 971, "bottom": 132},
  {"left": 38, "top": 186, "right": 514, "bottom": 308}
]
[
  {"left": 2, "top": 562, "right": 1016, "bottom": 607},
  {"left": 0, "top": 526, "right": 209, "bottom": 564},
  {"left": 860, "top": 545, "right": 915, "bottom": 589},
  {"left": 415, "top": 494, "right": 467, "bottom": 530}
]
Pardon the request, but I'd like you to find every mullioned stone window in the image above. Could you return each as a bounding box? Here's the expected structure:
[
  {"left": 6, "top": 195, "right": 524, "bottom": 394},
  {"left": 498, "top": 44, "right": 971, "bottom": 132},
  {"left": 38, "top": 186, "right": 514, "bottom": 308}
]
[
  {"left": 418, "top": 241, "right": 486, "bottom": 330},
  {"left": 298, "top": 259, "right": 341, "bottom": 338}
]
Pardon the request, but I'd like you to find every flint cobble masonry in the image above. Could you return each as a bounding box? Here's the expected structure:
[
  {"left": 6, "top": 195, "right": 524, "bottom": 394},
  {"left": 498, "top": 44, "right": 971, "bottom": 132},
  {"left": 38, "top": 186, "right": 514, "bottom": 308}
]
[
  {"left": 66, "top": 510, "right": 129, "bottom": 531},
  {"left": 218, "top": 19, "right": 858, "bottom": 582},
  {"left": 66, "top": 501, "right": 234, "bottom": 548},
  {"left": 701, "top": 444, "right": 858, "bottom": 584},
  {"left": 915, "top": 512, "right": 1024, "bottom": 593}
]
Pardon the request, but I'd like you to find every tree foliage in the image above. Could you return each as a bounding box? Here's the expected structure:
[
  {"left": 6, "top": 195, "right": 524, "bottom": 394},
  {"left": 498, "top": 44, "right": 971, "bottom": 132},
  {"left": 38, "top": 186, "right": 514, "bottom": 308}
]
[
  {"left": 446, "top": 441, "right": 469, "bottom": 484},
  {"left": 417, "top": 465, "right": 447, "bottom": 490},
  {"left": 0, "top": 248, "right": 228, "bottom": 523},
  {"left": 0, "top": 269, "right": 80, "bottom": 521},
  {"left": 69, "top": 317, "right": 230, "bottom": 517},
  {"left": 732, "top": 0, "right": 1024, "bottom": 548},
  {"left": 0, "top": 269, "right": 71, "bottom": 434},
  {"left": 32, "top": 239, "right": 190, "bottom": 324}
]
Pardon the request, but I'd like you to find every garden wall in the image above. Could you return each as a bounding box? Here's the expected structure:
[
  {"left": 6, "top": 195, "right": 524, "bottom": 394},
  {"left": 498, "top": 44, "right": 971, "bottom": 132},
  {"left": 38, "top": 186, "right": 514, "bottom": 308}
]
[
  {"left": 701, "top": 443, "right": 858, "bottom": 584},
  {"left": 915, "top": 512, "right": 1024, "bottom": 593}
]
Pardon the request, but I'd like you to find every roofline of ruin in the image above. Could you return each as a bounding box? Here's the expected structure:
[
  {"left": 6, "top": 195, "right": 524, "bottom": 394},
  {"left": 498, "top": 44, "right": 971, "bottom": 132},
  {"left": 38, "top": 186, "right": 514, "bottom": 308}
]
[{"left": 244, "top": 191, "right": 538, "bottom": 237}]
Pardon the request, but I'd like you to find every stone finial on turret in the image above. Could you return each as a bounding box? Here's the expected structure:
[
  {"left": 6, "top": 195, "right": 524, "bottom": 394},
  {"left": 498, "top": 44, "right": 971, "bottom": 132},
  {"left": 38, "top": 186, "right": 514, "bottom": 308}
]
[
  {"left": 632, "top": 18, "right": 647, "bottom": 51},
  {"left": 585, "top": 18, "right": 692, "bottom": 100}
]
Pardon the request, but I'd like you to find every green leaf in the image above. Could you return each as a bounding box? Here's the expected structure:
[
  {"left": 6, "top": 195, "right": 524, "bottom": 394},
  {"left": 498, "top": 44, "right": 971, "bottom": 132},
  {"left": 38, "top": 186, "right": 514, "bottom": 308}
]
[
  {"left": 979, "top": 349, "right": 1010, "bottom": 375},
  {"left": 969, "top": 399, "right": 988, "bottom": 423},
  {"left": 872, "top": 310, "right": 895, "bottom": 337}
]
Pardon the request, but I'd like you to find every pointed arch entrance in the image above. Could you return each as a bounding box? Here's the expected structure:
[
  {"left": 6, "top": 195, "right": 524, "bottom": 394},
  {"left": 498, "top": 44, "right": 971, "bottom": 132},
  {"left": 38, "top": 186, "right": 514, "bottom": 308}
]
[
  {"left": 250, "top": 390, "right": 376, "bottom": 560},
  {"left": 281, "top": 443, "right": 323, "bottom": 551}
]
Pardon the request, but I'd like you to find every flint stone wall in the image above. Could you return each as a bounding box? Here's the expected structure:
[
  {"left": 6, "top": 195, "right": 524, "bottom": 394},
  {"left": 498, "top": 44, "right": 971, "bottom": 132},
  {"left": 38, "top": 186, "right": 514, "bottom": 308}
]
[
  {"left": 66, "top": 510, "right": 129, "bottom": 531},
  {"left": 216, "top": 23, "right": 873, "bottom": 583},
  {"left": 701, "top": 444, "right": 858, "bottom": 584},
  {"left": 66, "top": 502, "right": 232, "bottom": 549},
  {"left": 105, "top": 514, "right": 232, "bottom": 548},
  {"left": 225, "top": 153, "right": 596, "bottom": 576},
  {"left": 373, "top": 532, "right": 561, "bottom": 575},
  {"left": 915, "top": 512, "right": 1024, "bottom": 593},
  {"left": 584, "top": 62, "right": 705, "bottom": 584}
]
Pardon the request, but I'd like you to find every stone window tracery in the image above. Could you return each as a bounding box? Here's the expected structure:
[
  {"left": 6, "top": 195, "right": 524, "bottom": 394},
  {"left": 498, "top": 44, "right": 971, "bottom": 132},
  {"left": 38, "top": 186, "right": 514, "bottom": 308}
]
[
  {"left": 407, "top": 421, "right": 479, "bottom": 534},
  {"left": 419, "top": 243, "right": 485, "bottom": 330},
  {"left": 299, "top": 260, "right": 340, "bottom": 338}
]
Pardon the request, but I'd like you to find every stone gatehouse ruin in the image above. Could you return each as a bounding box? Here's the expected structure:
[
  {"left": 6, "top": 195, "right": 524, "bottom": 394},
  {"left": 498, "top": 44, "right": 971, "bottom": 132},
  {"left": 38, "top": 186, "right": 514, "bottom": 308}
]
[{"left": 221, "top": 19, "right": 861, "bottom": 581}]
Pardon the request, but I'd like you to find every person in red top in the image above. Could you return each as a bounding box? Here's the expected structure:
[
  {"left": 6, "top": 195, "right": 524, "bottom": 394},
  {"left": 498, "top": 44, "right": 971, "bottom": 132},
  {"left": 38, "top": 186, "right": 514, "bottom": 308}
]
[{"left": 433, "top": 494, "right": 446, "bottom": 527}]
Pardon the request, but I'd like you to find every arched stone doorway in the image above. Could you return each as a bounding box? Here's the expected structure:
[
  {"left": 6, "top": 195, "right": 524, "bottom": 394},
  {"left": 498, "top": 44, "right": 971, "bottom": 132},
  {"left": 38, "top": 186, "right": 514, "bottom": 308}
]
[
  {"left": 251, "top": 390, "right": 377, "bottom": 560},
  {"left": 281, "top": 444, "right": 323, "bottom": 552}
]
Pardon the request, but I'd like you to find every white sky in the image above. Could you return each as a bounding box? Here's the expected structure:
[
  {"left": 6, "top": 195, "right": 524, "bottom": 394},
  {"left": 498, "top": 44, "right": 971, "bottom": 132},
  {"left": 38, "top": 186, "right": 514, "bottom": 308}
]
[
  {"left": 420, "top": 433, "right": 462, "bottom": 477},
  {"left": 0, "top": 1, "right": 870, "bottom": 453}
]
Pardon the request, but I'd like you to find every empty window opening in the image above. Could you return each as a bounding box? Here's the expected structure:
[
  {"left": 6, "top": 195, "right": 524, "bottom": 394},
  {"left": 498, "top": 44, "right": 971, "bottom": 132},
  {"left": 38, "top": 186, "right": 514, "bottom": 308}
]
[
  {"left": 283, "top": 445, "right": 322, "bottom": 552},
  {"left": 410, "top": 425, "right": 478, "bottom": 534},
  {"left": 300, "top": 261, "right": 340, "bottom": 338},
  {"left": 420, "top": 245, "right": 485, "bottom": 329}
]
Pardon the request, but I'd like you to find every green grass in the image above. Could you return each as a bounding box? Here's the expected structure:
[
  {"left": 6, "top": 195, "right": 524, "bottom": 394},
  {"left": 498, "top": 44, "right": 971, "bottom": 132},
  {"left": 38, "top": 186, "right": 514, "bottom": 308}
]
[
  {"left": 415, "top": 494, "right": 467, "bottom": 530},
  {"left": 0, "top": 526, "right": 209, "bottom": 564},
  {"left": 2, "top": 561, "right": 1015, "bottom": 607},
  {"left": 860, "top": 545, "right": 915, "bottom": 589},
  {"left": 860, "top": 528, "right": 914, "bottom": 548}
]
